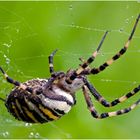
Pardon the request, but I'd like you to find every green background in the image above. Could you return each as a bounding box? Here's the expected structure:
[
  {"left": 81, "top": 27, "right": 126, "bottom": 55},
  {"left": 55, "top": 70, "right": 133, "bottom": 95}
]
[{"left": 0, "top": 1, "right": 140, "bottom": 139}]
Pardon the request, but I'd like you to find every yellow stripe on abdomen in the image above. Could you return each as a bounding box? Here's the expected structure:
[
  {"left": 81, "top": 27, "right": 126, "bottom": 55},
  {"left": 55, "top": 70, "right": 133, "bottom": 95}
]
[
  {"left": 12, "top": 103, "right": 21, "bottom": 120},
  {"left": 22, "top": 107, "right": 38, "bottom": 123},
  {"left": 39, "top": 105, "right": 59, "bottom": 120}
]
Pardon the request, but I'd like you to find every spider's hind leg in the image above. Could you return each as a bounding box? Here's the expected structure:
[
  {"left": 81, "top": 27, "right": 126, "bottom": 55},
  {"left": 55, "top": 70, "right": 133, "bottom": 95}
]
[
  {"left": 0, "top": 67, "right": 20, "bottom": 87},
  {"left": 0, "top": 67, "right": 32, "bottom": 93},
  {"left": 0, "top": 97, "right": 5, "bottom": 102}
]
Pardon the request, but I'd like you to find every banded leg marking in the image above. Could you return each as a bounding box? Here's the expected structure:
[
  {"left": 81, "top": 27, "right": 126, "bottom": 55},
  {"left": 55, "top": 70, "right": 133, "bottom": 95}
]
[
  {"left": 48, "top": 49, "right": 58, "bottom": 75},
  {"left": 78, "top": 31, "right": 108, "bottom": 71},
  {"left": 88, "top": 14, "right": 140, "bottom": 75},
  {"left": 66, "top": 31, "right": 108, "bottom": 84},
  {"left": 0, "top": 67, "right": 20, "bottom": 86},
  {"left": 83, "top": 85, "right": 140, "bottom": 119},
  {"left": 0, "top": 67, "right": 33, "bottom": 93},
  {"left": 84, "top": 79, "right": 140, "bottom": 107}
]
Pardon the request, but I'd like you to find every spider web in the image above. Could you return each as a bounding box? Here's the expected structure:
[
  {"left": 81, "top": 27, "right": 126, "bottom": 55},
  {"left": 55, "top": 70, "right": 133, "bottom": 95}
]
[{"left": 0, "top": 2, "right": 140, "bottom": 139}]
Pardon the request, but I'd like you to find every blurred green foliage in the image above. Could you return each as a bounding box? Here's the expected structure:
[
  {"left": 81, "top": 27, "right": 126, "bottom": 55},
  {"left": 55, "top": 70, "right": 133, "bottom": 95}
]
[{"left": 0, "top": 1, "right": 140, "bottom": 139}]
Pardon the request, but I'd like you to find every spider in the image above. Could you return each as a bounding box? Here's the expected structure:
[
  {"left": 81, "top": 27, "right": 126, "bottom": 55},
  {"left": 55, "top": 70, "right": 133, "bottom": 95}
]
[{"left": 0, "top": 14, "right": 140, "bottom": 123}]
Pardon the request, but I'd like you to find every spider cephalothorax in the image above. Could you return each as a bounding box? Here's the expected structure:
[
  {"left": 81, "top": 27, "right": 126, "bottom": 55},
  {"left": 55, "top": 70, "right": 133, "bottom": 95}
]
[{"left": 0, "top": 14, "right": 140, "bottom": 123}]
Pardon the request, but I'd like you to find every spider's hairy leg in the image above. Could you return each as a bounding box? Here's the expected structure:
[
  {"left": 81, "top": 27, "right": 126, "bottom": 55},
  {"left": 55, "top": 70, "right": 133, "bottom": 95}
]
[
  {"left": 0, "top": 67, "right": 32, "bottom": 93},
  {"left": 0, "top": 97, "right": 5, "bottom": 102},
  {"left": 79, "top": 57, "right": 85, "bottom": 63},
  {"left": 76, "top": 31, "right": 108, "bottom": 75},
  {"left": 79, "top": 57, "right": 91, "bottom": 70},
  {"left": 48, "top": 49, "right": 58, "bottom": 76},
  {"left": 84, "top": 79, "right": 140, "bottom": 107},
  {"left": 0, "top": 67, "right": 20, "bottom": 86},
  {"left": 87, "top": 14, "right": 140, "bottom": 75},
  {"left": 66, "top": 31, "right": 108, "bottom": 84},
  {"left": 83, "top": 85, "right": 140, "bottom": 119}
]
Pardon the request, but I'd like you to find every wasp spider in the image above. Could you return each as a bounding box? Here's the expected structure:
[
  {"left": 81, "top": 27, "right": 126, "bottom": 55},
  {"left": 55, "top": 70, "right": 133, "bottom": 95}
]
[{"left": 0, "top": 14, "right": 140, "bottom": 123}]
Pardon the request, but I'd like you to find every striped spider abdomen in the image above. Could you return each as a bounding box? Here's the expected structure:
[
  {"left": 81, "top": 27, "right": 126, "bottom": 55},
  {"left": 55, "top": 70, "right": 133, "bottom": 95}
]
[{"left": 5, "top": 78, "right": 75, "bottom": 123}]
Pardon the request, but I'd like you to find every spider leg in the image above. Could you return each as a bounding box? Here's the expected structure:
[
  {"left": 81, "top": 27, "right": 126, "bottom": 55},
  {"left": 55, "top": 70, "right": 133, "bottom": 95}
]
[
  {"left": 76, "top": 31, "right": 108, "bottom": 75},
  {"left": 0, "top": 67, "right": 32, "bottom": 93},
  {"left": 83, "top": 85, "right": 140, "bottom": 119},
  {"left": 66, "top": 31, "right": 108, "bottom": 84},
  {"left": 79, "top": 57, "right": 91, "bottom": 70},
  {"left": 79, "top": 57, "right": 85, "bottom": 63},
  {"left": 48, "top": 49, "right": 58, "bottom": 75},
  {"left": 84, "top": 78, "right": 140, "bottom": 107},
  {"left": 0, "top": 97, "right": 6, "bottom": 102},
  {"left": 85, "top": 14, "right": 140, "bottom": 75}
]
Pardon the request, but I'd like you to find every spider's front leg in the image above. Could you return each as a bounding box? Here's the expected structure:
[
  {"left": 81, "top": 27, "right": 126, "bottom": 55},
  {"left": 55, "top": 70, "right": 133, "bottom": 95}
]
[
  {"left": 48, "top": 49, "right": 58, "bottom": 76},
  {"left": 66, "top": 31, "right": 108, "bottom": 84},
  {"left": 83, "top": 85, "right": 140, "bottom": 119},
  {"left": 84, "top": 14, "right": 140, "bottom": 75}
]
